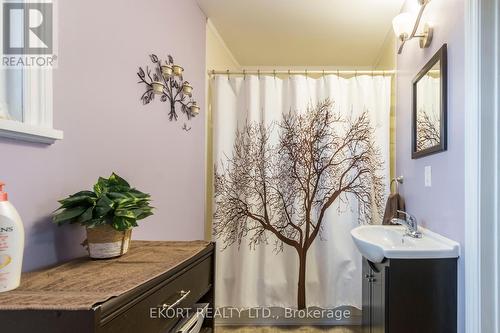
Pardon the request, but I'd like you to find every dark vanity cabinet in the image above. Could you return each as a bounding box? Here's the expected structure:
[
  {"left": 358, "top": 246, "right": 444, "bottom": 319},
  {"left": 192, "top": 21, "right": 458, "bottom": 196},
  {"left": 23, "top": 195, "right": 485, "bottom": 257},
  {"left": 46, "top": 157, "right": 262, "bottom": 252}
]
[
  {"left": 362, "top": 259, "right": 386, "bottom": 333},
  {"left": 362, "top": 257, "right": 457, "bottom": 333},
  {"left": 0, "top": 241, "right": 215, "bottom": 333}
]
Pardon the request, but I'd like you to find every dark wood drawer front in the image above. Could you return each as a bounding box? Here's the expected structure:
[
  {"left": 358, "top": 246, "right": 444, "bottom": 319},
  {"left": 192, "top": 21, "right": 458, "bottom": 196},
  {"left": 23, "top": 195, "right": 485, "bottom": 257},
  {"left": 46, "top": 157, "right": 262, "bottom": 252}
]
[
  {"left": 100, "top": 255, "right": 213, "bottom": 333},
  {"left": 0, "top": 310, "right": 96, "bottom": 333}
]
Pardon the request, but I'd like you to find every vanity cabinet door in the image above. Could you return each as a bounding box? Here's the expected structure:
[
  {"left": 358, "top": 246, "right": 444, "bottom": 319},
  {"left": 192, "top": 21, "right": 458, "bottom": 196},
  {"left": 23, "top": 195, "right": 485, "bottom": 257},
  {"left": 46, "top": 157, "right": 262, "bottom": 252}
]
[
  {"left": 362, "top": 259, "right": 372, "bottom": 333},
  {"left": 362, "top": 258, "right": 388, "bottom": 333},
  {"left": 363, "top": 257, "right": 458, "bottom": 333},
  {"left": 370, "top": 261, "right": 386, "bottom": 333}
]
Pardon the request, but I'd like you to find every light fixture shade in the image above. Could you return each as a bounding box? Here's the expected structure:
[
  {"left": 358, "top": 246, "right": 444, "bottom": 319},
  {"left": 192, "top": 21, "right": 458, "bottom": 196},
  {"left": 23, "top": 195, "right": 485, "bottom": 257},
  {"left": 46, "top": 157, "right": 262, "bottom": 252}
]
[{"left": 392, "top": 12, "right": 416, "bottom": 38}]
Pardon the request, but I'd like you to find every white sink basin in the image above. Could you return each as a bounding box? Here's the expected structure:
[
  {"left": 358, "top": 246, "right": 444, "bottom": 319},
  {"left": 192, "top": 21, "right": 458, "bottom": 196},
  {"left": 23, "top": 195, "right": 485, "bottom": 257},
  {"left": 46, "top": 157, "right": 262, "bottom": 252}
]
[{"left": 351, "top": 225, "right": 460, "bottom": 263}]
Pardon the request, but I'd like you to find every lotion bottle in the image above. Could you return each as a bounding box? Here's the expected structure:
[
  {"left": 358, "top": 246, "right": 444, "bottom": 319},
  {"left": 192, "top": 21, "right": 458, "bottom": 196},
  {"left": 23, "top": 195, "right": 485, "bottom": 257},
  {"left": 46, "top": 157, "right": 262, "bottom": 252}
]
[{"left": 0, "top": 182, "right": 24, "bottom": 292}]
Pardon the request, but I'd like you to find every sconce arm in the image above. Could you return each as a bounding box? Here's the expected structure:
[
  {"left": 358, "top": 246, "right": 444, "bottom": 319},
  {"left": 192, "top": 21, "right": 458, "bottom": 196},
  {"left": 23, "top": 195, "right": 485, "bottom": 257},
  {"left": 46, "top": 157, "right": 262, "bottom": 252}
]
[
  {"left": 408, "top": 2, "right": 428, "bottom": 39},
  {"left": 397, "top": 0, "right": 431, "bottom": 54}
]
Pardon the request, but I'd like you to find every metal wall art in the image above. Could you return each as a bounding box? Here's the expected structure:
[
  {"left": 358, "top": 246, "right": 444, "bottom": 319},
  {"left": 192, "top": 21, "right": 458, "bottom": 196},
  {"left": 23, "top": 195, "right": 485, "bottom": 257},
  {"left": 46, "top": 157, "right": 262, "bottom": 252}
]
[{"left": 137, "top": 54, "right": 200, "bottom": 130}]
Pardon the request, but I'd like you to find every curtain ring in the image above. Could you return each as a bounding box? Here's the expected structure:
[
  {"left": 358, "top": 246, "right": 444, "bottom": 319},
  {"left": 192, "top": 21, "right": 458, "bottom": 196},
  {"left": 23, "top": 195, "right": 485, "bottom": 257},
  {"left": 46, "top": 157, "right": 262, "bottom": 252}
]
[
  {"left": 243, "top": 69, "right": 246, "bottom": 80},
  {"left": 305, "top": 69, "right": 308, "bottom": 78},
  {"left": 322, "top": 69, "right": 325, "bottom": 78},
  {"left": 212, "top": 69, "right": 215, "bottom": 80},
  {"left": 258, "top": 69, "right": 260, "bottom": 79},
  {"left": 288, "top": 69, "right": 291, "bottom": 77},
  {"left": 355, "top": 70, "right": 358, "bottom": 77},
  {"left": 371, "top": 70, "right": 374, "bottom": 77},
  {"left": 273, "top": 69, "right": 276, "bottom": 79},
  {"left": 383, "top": 70, "right": 386, "bottom": 77},
  {"left": 226, "top": 69, "right": 230, "bottom": 81},
  {"left": 337, "top": 69, "right": 340, "bottom": 77}
]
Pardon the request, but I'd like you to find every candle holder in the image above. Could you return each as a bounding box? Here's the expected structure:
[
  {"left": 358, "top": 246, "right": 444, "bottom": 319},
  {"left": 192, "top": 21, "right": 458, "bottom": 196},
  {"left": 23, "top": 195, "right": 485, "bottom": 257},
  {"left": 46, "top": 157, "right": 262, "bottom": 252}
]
[{"left": 137, "top": 54, "right": 199, "bottom": 124}]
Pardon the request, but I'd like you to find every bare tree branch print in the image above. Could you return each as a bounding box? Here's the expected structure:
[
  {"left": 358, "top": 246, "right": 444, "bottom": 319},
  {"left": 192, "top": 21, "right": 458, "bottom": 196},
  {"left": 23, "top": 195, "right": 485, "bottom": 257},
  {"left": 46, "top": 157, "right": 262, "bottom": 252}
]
[
  {"left": 416, "top": 109, "right": 441, "bottom": 150},
  {"left": 213, "top": 99, "right": 385, "bottom": 309}
]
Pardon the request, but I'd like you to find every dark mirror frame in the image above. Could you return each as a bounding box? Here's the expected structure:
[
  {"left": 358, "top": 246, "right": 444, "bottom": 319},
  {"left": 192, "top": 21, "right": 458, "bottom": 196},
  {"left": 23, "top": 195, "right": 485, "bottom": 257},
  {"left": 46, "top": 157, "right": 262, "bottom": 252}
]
[{"left": 412, "top": 44, "right": 448, "bottom": 159}]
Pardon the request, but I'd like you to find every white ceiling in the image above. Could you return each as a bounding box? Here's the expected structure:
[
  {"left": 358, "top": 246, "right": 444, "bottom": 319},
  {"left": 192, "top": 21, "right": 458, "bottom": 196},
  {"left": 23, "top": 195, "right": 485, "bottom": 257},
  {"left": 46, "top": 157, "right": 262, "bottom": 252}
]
[{"left": 197, "top": 0, "right": 405, "bottom": 67}]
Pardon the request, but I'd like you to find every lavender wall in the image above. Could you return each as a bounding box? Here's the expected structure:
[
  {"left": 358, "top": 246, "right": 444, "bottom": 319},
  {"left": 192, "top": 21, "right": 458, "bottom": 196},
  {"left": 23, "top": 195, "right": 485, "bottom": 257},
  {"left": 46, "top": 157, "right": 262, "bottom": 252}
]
[
  {"left": 0, "top": 0, "right": 207, "bottom": 271},
  {"left": 395, "top": 0, "right": 465, "bottom": 331}
]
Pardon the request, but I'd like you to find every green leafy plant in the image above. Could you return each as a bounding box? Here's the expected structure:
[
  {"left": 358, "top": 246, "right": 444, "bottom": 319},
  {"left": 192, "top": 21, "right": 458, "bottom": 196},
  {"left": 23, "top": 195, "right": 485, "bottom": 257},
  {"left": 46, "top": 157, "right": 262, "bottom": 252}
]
[{"left": 53, "top": 173, "right": 154, "bottom": 231}]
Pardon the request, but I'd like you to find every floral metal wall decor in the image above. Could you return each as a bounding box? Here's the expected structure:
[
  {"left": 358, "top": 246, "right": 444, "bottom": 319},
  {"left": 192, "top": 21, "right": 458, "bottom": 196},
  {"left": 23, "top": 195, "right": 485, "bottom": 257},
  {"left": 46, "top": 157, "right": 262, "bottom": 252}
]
[{"left": 137, "top": 54, "right": 200, "bottom": 130}]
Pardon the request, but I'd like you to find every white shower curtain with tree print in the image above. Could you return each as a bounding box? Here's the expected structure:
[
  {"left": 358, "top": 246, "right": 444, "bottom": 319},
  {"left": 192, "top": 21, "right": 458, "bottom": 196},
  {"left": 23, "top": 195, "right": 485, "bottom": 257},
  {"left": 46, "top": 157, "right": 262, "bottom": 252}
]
[{"left": 211, "top": 74, "right": 391, "bottom": 312}]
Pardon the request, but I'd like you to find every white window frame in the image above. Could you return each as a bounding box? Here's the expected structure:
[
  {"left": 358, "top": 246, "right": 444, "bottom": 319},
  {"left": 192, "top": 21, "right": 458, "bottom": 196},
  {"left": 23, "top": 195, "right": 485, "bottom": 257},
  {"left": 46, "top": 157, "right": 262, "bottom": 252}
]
[
  {"left": 465, "top": 0, "right": 500, "bottom": 332},
  {"left": 0, "top": 0, "right": 62, "bottom": 144}
]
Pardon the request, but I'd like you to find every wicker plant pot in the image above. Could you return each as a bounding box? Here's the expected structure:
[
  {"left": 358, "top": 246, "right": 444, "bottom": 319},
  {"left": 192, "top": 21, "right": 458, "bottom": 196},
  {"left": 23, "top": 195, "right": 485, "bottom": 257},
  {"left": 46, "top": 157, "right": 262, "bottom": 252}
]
[{"left": 86, "top": 225, "right": 132, "bottom": 259}]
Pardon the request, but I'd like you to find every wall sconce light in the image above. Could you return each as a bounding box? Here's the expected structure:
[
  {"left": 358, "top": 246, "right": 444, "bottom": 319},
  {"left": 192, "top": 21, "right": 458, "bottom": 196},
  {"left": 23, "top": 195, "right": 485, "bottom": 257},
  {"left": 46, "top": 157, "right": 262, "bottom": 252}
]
[{"left": 393, "top": 0, "right": 433, "bottom": 54}]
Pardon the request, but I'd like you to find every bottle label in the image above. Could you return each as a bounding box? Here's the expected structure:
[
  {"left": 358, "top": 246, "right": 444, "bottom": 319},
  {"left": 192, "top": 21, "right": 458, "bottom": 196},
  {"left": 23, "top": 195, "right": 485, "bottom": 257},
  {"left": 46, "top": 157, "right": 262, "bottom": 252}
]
[
  {"left": 0, "top": 226, "right": 12, "bottom": 251},
  {"left": 0, "top": 254, "right": 11, "bottom": 269},
  {"left": 0, "top": 215, "right": 22, "bottom": 291},
  {"left": 0, "top": 227, "right": 13, "bottom": 286}
]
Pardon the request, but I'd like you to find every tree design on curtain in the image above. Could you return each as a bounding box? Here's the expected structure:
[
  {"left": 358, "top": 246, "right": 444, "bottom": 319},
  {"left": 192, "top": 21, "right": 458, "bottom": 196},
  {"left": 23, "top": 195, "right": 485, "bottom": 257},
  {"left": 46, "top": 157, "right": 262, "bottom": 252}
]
[{"left": 213, "top": 99, "right": 385, "bottom": 309}]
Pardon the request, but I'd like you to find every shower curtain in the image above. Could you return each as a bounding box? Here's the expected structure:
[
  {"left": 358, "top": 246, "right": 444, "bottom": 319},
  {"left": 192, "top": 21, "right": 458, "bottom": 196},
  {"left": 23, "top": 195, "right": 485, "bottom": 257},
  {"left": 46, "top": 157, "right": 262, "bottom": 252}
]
[{"left": 211, "top": 74, "right": 391, "bottom": 315}]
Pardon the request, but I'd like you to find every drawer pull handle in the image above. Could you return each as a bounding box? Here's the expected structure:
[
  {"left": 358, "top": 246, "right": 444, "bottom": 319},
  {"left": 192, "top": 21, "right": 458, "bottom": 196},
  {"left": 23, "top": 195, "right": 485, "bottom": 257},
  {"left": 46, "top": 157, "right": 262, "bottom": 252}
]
[{"left": 162, "top": 290, "right": 191, "bottom": 310}]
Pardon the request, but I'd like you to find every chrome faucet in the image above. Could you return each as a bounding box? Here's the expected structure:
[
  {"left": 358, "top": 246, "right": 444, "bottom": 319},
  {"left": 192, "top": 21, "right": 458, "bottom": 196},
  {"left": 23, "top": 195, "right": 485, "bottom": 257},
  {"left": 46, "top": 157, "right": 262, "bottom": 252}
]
[{"left": 391, "top": 210, "right": 422, "bottom": 238}]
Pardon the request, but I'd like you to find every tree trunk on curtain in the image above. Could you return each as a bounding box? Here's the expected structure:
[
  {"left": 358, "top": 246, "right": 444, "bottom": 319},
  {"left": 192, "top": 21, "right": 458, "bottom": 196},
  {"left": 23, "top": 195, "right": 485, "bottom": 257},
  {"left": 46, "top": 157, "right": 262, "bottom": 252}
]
[
  {"left": 211, "top": 74, "right": 391, "bottom": 314},
  {"left": 297, "top": 249, "right": 307, "bottom": 309}
]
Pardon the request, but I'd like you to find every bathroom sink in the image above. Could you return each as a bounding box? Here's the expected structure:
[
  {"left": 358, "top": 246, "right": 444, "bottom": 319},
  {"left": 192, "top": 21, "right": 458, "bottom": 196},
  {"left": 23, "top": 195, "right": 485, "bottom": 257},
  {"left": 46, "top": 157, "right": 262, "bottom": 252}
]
[{"left": 351, "top": 225, "right": 460, "bottom": 263}]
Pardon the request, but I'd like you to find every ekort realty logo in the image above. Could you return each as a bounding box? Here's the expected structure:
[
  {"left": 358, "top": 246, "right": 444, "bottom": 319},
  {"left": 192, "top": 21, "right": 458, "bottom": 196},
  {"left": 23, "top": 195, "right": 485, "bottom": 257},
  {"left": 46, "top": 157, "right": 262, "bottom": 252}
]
[{"left": 2, "top": 0, "right": 57, "bottom": 67}]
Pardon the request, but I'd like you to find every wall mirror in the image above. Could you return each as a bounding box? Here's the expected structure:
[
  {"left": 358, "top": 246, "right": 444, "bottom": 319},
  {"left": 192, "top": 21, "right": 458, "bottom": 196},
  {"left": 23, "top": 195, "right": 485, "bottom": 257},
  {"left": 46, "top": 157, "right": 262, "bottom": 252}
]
[{"left": 412, "top": 44, "right": 447, "bottom": 159}]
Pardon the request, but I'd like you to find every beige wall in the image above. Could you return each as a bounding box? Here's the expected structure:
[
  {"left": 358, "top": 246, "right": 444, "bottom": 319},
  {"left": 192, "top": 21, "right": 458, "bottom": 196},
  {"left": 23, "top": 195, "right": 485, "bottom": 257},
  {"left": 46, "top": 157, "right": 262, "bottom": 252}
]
[
  {"left": 374, "top": 30, "right": 397, "bottom": 70},
  {"left": 206, "top": 20, "right": 241, "bottom": 71},
  {"left": 375, "top": 31, "right": 397, "bottom": 185},
  {"left": 205, "top": 21, "right": 241, "bottom": 240}
]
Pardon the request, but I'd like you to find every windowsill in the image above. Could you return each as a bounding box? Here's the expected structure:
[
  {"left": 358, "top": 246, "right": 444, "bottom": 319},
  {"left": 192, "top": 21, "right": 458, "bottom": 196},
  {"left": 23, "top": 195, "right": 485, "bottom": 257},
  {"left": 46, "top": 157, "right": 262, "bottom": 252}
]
[{"left": 0, "top": 119, "right": 63, "bottom": 144}]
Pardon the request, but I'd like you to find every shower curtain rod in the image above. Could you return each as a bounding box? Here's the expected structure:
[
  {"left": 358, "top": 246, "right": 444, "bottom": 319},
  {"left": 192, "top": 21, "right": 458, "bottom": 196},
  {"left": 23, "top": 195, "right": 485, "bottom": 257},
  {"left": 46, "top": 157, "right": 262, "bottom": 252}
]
[{"left": 208, "top": 69, "right": 396, "bottom": 76}]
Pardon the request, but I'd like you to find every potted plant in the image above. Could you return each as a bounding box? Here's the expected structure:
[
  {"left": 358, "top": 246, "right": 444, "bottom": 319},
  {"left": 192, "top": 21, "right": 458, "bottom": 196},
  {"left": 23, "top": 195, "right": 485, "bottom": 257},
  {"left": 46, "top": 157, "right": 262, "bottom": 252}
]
[{"left": 53, "top": 173, "right": 154, "bottom": 259}]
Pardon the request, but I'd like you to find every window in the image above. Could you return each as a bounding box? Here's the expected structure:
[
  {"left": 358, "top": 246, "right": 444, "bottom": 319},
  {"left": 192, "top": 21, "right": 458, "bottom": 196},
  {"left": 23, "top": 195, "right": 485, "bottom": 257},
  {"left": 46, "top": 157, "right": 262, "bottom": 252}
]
[
  {"left": 0, "top": 0, "right": 62, "bottom": 144},
  {"left": 0, "top": 69, "right": 23, "bottom": 122}
]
